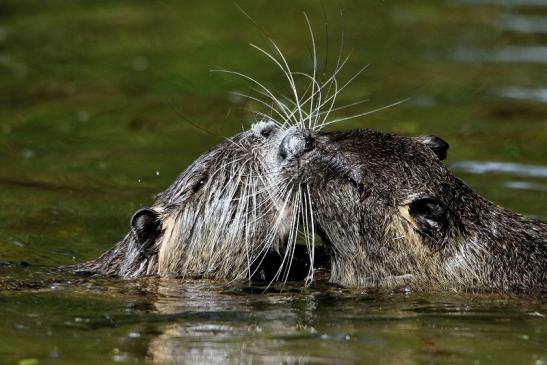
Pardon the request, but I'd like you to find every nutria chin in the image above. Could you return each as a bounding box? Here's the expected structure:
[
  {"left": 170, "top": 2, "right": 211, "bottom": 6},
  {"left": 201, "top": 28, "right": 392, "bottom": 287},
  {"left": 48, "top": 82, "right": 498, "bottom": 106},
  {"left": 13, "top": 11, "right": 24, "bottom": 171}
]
[{"left": 277, "top": 127, "right": 547, "bottom": 293}]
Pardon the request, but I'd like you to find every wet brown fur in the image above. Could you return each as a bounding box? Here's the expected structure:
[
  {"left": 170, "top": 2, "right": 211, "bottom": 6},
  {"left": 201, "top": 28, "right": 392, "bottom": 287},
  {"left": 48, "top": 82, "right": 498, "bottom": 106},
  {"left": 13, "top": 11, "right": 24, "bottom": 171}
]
[
  {"left": 71, "top": 124, "right": 546, "bottom": 294},
  {"left": 279, "top": 128, "right": 546, "bottom": 293}
]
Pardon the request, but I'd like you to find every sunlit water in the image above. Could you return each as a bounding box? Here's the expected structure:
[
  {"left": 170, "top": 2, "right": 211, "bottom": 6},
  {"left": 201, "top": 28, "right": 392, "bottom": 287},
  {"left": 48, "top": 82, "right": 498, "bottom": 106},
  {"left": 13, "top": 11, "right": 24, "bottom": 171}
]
[{"left": 0, "top": 0, "right": 545, "bottom": 364}]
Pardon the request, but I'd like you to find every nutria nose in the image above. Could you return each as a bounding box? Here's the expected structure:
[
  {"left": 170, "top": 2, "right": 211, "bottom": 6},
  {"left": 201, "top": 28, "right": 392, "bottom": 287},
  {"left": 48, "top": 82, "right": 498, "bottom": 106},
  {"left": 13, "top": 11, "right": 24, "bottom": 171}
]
[{"left": 278, "top": 130, "right": 314, "bottom": 160}]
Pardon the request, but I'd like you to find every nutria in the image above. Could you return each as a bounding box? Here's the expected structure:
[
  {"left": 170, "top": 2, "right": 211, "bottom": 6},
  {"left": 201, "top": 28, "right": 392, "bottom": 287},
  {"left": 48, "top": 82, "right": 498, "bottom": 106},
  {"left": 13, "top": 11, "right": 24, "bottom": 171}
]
[
  {"left": 277, "top": 127, "right": 547, "bottom": 293},
  {"left": 72, "top": 121, "right": 317, "bottom": 283}
]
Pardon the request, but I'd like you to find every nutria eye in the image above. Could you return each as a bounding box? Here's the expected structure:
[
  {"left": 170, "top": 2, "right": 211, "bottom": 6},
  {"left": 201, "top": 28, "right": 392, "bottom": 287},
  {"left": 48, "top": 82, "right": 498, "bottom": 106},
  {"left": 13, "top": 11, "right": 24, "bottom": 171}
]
[{"left": 192, "top": 176, "right": 208, "bottom": 192}]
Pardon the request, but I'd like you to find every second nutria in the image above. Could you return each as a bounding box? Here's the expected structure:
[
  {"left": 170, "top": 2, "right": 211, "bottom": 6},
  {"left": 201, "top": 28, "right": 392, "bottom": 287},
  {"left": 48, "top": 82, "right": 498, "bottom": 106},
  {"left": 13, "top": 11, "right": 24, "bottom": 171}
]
[{"left": 276, "top": 127, "right": 546, "bottom": 293}]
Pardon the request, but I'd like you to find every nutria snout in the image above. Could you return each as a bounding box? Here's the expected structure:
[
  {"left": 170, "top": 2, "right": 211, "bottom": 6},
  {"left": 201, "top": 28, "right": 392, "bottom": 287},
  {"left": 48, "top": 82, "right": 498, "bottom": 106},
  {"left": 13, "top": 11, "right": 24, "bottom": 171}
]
[{"left": 278, "top": 129, "right": 314, "bottom": 161}]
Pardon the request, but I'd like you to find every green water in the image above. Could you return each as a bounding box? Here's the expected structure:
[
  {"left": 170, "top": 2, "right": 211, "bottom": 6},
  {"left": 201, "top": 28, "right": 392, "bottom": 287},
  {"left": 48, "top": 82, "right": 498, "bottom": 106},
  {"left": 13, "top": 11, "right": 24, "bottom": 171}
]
[{"left": 0, "top": 1, "right": 546, "bottom": 364}]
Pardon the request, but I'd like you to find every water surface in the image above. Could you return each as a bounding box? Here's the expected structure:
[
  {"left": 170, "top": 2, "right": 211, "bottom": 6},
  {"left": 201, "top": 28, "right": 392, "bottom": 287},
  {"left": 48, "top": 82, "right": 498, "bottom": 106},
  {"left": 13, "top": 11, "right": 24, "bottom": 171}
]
[{"left": 0, "top": 1, "right": 546, "bottom": 364}]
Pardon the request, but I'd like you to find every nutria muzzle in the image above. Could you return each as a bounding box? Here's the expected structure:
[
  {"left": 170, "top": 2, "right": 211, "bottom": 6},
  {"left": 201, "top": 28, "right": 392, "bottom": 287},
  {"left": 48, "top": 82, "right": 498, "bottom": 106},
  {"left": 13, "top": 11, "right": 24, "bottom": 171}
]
[{"left": 278, "top": 129, "right": 315, "bottom": 161}]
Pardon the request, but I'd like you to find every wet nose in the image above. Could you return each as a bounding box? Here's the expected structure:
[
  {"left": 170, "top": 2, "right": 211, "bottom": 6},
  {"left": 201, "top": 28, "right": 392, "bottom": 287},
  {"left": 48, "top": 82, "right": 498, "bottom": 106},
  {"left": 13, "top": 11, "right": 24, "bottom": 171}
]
[{"left": 278, "top": 130, "right": 314, "bottom": 160}]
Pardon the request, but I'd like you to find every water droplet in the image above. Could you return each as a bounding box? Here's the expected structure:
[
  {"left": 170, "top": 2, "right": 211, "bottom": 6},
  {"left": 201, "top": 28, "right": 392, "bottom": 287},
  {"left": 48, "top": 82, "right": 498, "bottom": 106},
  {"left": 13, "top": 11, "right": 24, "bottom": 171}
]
[
  {"left": 21, "top": 149, "right": 34, "bottom": 159},
  {"left": 132, "top": 56, "right": 148, "bottom": 71},
  {"left": 77, "top": 110, "right": 90, "bottom": 122},
  {"left": 112, "top": 353, "right": 129, "bottom": 362}
]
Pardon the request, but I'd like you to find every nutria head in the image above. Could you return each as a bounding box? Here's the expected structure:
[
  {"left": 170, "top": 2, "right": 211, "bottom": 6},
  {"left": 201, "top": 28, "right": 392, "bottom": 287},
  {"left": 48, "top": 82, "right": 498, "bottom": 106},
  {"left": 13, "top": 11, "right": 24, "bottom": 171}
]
[
  {"left": 74, "top": 121, "right": 315, "bottom": 281},
  {"left": 277, "top": 128, "right": 546, "bottom": 292}
]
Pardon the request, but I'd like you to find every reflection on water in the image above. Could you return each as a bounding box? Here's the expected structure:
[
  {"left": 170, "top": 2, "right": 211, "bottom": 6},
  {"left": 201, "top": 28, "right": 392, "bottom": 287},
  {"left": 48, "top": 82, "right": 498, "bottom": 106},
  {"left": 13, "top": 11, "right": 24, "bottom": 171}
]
[
  {"left": 2, "top": 277, "right": 545, "bottom": 365},
  {"left": 498, "top": 15, "right": 547, "bottom": 34},
  {"left": 504, "top": 181, "right": 547, "bottom": 191},
  {"left": 0, "top": 0, "right": 546, "bottom": 364},
  {"left": 500, "top": 87, "right": 547, "bottom": 103},
  {"left": 454, "top": 46, "right": 547, "bottom": 64},
  {"left": 456, "top": 0, "right": 547, "bottom": 6},
  {"left": 451, "top": 161, "right": 547, "bottom": 178}
]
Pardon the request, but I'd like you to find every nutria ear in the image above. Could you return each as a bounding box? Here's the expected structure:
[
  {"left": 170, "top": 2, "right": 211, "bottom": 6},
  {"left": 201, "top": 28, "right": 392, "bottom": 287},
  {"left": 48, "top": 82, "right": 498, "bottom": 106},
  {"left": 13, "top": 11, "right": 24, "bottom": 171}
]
[
  {"left": 131, "top": 208, "right": 161, "bottom": 243},
  {"left": 406, "top": 195, "right": 448, "bottom": 247},
  {"left": 416, "top": 135, "right": 449, "bottom": 160}
]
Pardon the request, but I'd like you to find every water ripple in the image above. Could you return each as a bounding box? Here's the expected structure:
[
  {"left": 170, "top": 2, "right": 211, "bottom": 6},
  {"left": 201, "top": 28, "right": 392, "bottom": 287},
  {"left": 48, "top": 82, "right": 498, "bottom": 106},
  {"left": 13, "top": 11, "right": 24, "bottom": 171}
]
[
  {"left": 498, "top": 15, "right": 547, "bottom": 34},
  {"left": 450, "top": 161, "right": 547, "bottom": 178},
  {"left": 454, "top": 46, "right": 547, "bottom": 64},
  {"left": 455, "top": 0, "right": 547, "bottom": 6},
  {"left": 499, "top": 87, "right": 547, "bottom": 103},
  {"left": 504, "top": 181, "right": 547, "bottom": 191}
]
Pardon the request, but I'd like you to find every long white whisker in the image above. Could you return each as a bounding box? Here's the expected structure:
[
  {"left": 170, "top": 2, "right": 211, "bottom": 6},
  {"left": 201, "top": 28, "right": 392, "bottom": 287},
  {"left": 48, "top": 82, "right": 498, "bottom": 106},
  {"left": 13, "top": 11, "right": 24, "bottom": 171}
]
[
  {"left": 231, "top": 91, "right": 287, "bottom": 127},
  {"left": 304, "top": 184, "right": 315, "bottom": 286},
  {"left": 211, "top": 69, "right": 293, "bottom": 122},
  {"left": 266, "top": 39, "right": 304, "bottom": 127},
  {"left": 304, "top": 12, "right": 318, "bottom": 130},
  {"left": 320, "top": 98, "right": 410, "bottom": 128}
]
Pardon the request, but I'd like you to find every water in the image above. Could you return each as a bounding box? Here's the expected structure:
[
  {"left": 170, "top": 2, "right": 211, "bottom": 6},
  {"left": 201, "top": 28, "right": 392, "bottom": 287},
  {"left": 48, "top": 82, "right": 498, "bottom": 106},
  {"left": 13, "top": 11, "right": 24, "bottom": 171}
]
[{"left": 0, "top": 0, "right": 546, "bottom": 364}]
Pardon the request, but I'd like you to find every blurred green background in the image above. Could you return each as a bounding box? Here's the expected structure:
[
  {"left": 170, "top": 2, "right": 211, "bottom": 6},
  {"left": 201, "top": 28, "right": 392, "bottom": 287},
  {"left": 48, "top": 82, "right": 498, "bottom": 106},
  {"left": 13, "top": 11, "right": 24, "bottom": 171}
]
[{"left": 0, "top": 1, "right": 546, "bottom": 364}]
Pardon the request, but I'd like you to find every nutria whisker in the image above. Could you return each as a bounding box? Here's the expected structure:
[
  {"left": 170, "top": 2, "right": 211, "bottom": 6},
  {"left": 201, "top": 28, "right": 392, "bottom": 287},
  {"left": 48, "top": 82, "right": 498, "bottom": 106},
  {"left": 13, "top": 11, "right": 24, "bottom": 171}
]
[
  {"left": 317, "top": 98, "right": 409, "bottom": 129},
  {"left": 212, "top": 69, "right": 294, "bottom": 123},
  {"left": 317, "top": 98, "right": 370, "bottom": 116},
  {"left": 231, "top": 92, "right": 287, "bottom": 127},
  {"left": 288, "top": 71, "right": 323, "bottom": 128},
  {"left": 245, "top": 175, "right": 294, "bottom": 227},
  {"left": 250, "top": 43, "right": 305, "bottom": 125},
  {"left": 303, "top": 184, "right": 316, "bottom": 286},
  {"left": 304, "top": 12, "right": 318, "bottom": 132},
  {"left": 283, "top": 188, "right": 306, "bottom": 284},
  {"left": 241, "top": 179, "right": 297, "bottom": 283},
  {"left": 314, "top": 63, "right": 370, "bottom": 129},
  {"left": 249, "top": 86, "right": 305, "bottom": 124},
  {"left": 266, "top": 188, "right": 301, "bottom": 288},
  {"left": 231, "top": 175, "right": 291, "bottom": 204}
]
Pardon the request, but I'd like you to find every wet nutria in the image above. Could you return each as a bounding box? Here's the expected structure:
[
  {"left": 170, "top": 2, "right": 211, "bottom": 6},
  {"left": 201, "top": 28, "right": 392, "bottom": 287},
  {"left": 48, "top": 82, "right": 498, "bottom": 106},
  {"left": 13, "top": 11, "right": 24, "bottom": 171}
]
[
  {"left": 72, "top": 121, "right": 319, "bottom": 283},
  {"left": 277, "top": 127, "right": 547, "bottom": 293},
  {"left": 72, "top": 23, "right": 545, "bottom": 293},
  {"left": 74, "top": 120, "right": 546, "bottom": 293}
]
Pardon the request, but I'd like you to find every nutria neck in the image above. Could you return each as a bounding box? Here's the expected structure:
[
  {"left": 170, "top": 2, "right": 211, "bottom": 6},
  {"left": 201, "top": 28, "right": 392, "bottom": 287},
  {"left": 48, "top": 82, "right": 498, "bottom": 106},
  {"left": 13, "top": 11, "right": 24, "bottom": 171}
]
[
  {"left": 316, "top": 178, "right": 546, "bottom": 293},
  {"left": 450, "top": 192, "right": 547, "bottom": 292}
]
